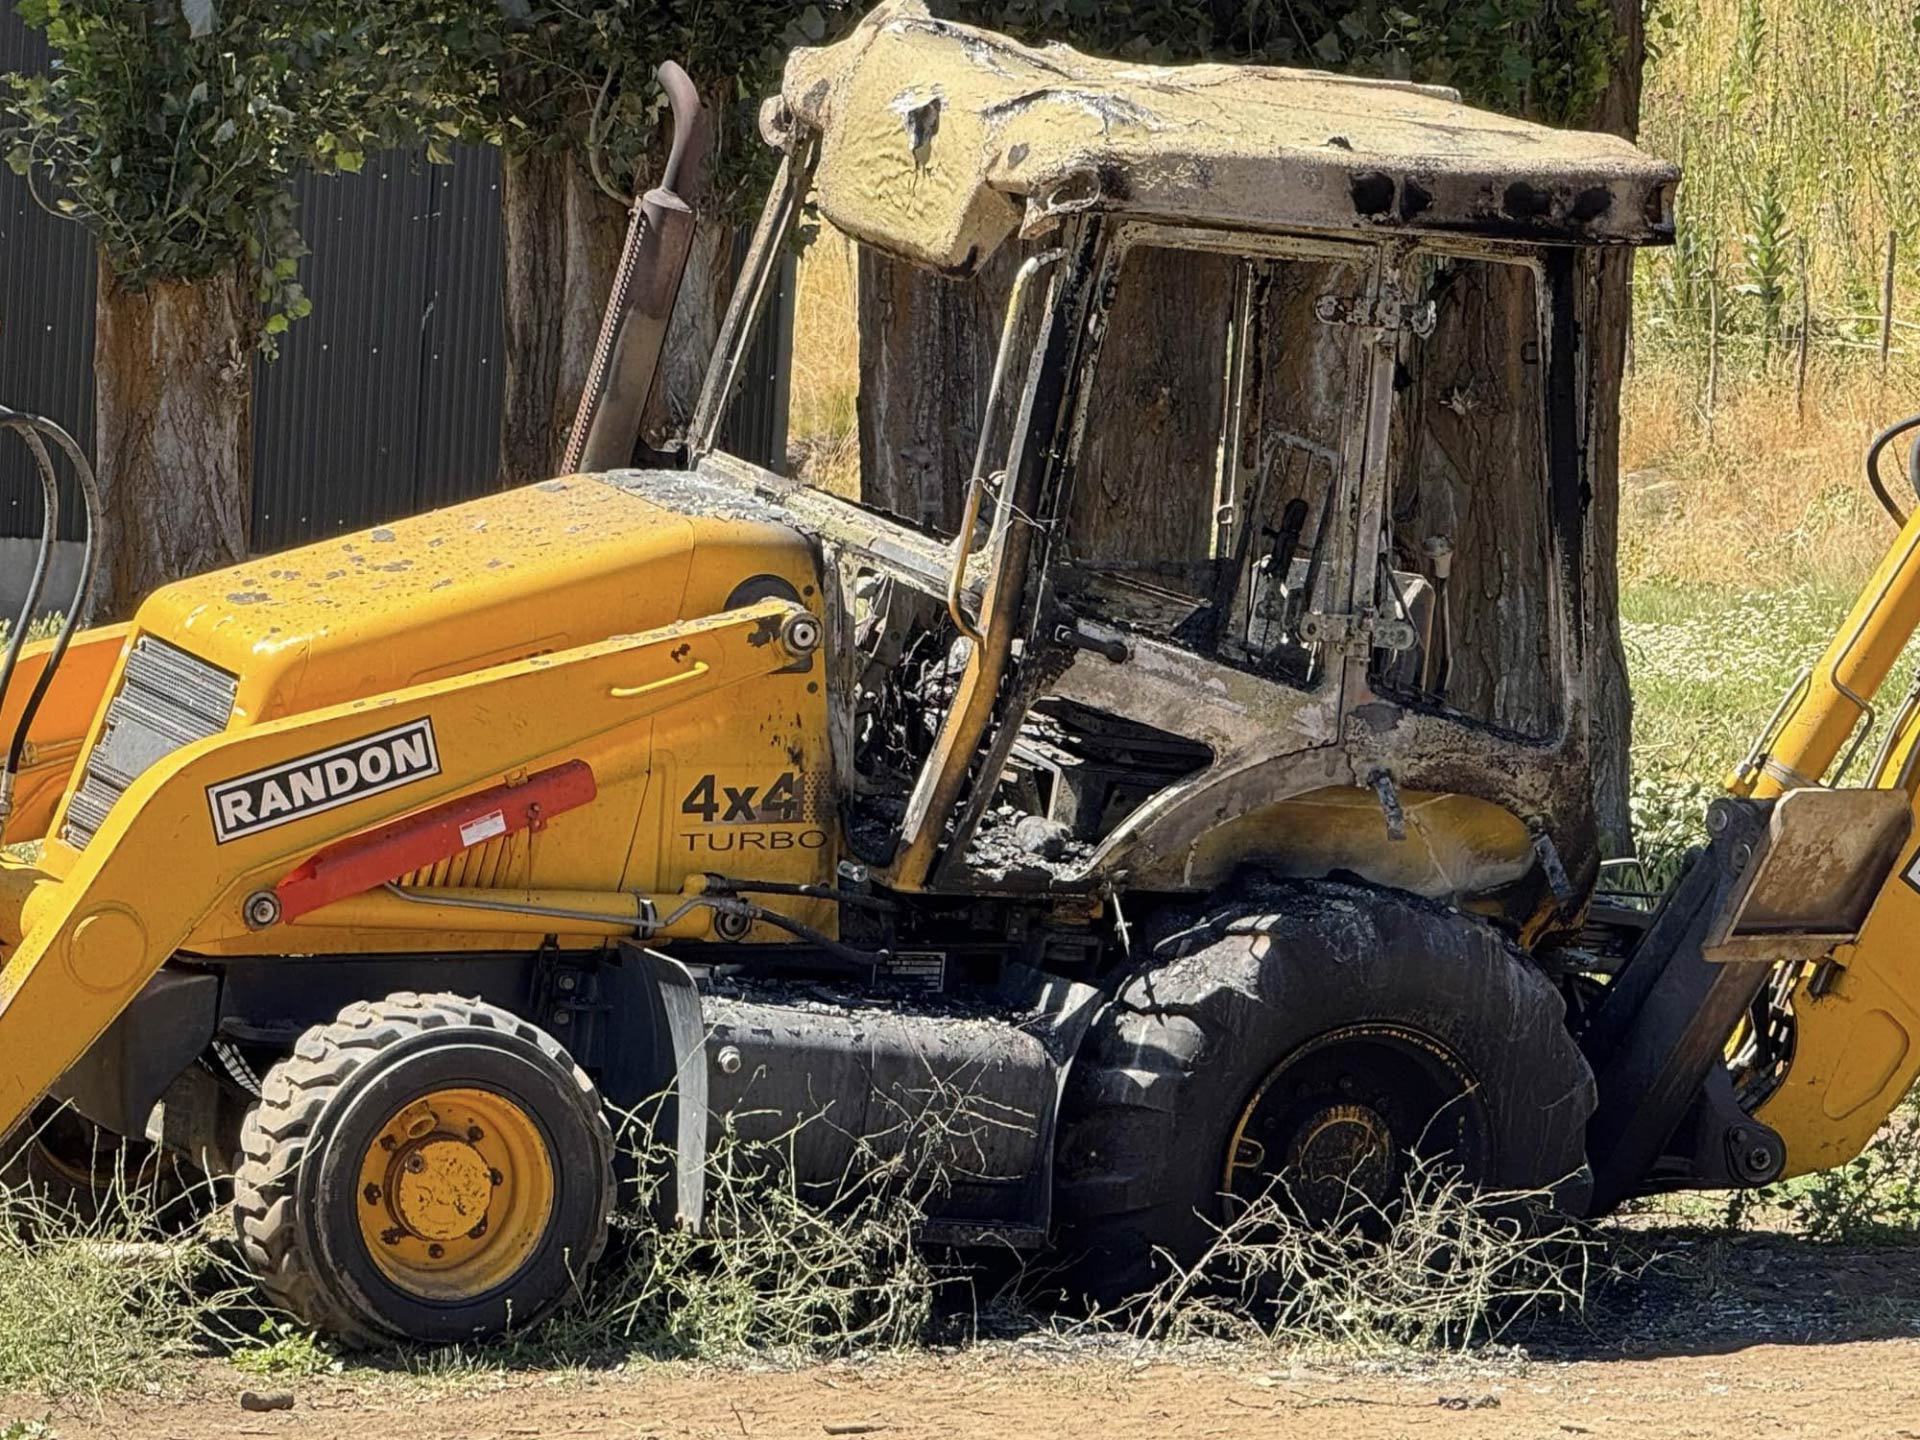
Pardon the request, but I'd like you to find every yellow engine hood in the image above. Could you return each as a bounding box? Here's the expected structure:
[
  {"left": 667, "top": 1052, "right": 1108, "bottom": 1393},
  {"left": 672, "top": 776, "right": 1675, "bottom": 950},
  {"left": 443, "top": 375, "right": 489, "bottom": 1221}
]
[{"left": 127, "top": 470, "right": 818, "bottom": 727}]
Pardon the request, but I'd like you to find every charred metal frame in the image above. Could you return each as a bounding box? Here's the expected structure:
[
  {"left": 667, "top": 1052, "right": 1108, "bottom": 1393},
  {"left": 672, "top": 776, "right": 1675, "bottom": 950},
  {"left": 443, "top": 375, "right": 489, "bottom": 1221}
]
[{"left": 690, "top": 123, "right": 1601, "bottom": 919}]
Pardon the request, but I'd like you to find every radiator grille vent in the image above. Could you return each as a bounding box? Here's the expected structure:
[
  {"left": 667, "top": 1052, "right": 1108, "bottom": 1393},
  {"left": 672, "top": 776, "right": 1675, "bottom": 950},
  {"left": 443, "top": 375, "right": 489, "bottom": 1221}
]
[{"left": 61, "top": 636, "right": 238, "bottom": 850}]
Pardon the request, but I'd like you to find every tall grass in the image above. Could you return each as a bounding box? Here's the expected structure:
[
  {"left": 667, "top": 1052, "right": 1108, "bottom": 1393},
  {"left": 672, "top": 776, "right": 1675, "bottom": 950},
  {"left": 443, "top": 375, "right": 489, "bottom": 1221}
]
[
  {"left": 788, "top": 227, "right": 861, "bottom": 496},
  {"left": 0, "top": 1138, "right": 233, "bottom": 1399},
  {"left": 1638, "top": 0, "right": 1920, "bottom": 357}
]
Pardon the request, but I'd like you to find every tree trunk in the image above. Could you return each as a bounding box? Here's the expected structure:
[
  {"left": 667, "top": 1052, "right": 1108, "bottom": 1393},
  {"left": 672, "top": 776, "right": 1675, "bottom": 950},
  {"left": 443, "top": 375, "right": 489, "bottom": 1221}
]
[
  {"left": 498, "top": 150, "right": 630, "bottom": 487},
  {"left": 647, "top": 220, "right": 734, "bottom": 451},
  {"left": 92, "top": 259, "right": 252, "bottom": 618},
  {"left": 1578, "top": 0, "right": 1651, "bottom": 857},
  {"left": 855, "top": 241, "right": 1037, "bottom": 534}
]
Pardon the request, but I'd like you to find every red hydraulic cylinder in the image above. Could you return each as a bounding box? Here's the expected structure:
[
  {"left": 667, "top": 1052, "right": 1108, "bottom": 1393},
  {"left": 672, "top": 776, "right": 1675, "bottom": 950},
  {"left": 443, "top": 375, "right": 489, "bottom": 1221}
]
[{"left": 274, "top": 760, "right": 596, "bottom": 923}]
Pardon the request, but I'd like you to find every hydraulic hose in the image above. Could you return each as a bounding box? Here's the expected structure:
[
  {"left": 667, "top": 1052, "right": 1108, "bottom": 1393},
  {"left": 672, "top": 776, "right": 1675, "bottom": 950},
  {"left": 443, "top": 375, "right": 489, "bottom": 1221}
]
[
  {"left": 1864, "top": 411, "right": 1920, "bottom": 526},
  {"left": 0, "top": 407, "right": 101, "bottom": 823}
]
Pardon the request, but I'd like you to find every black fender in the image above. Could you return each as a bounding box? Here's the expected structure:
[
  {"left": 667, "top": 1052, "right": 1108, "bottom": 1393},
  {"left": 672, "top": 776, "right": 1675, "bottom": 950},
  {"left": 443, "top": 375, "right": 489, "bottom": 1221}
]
[{"left": 54, "top": 966, "right": 217, "bottom": 1137}]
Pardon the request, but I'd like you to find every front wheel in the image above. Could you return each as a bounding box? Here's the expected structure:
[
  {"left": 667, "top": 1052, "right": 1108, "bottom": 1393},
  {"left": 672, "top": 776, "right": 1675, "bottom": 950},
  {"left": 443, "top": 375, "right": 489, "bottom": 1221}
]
[{"left": 232, "top": 993, "right": 615, "bottom": 1347}]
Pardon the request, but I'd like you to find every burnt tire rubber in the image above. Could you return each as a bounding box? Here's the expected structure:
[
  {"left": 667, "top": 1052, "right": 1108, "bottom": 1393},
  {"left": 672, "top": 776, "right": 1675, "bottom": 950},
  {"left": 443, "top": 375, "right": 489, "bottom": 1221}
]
[
  {"left": 1052, "top": 882, "right": 1596, "bottom": 1306},
  {"left": 232, "top": 992, "right": 615, "bottom": 1348},
  {"left": 0, "top": 1100, "right": 182, "bottom": 1229}
]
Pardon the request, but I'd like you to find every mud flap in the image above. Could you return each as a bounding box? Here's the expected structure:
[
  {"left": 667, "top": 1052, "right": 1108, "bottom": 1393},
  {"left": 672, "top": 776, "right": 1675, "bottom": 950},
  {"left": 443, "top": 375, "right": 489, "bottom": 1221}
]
[{"left": 603, "top": 944, "right": 710, "bottom": 1231}]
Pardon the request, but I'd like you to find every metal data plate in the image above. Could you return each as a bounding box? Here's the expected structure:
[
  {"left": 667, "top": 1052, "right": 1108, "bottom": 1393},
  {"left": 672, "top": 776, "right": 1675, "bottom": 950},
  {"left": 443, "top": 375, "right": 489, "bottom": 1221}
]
[{"left": 1703, "top": 786, "right": 1913, "bottom": 963}]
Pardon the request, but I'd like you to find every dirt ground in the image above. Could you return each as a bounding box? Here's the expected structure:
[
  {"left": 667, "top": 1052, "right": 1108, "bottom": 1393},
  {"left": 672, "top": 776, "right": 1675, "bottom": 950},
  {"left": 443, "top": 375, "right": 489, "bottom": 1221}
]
[{"left": 21, "top": 1226, "right": 1920, "bottom": 1440}]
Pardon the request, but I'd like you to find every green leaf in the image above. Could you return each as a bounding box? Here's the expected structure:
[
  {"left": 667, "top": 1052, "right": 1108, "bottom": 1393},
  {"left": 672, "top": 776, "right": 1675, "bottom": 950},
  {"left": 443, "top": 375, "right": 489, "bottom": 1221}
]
[
  {"left": 264, "top": 312, "right": 290, "bottom": 334},
  {"left": 333, "top": 147, "right": 364, "bottom": 174}
]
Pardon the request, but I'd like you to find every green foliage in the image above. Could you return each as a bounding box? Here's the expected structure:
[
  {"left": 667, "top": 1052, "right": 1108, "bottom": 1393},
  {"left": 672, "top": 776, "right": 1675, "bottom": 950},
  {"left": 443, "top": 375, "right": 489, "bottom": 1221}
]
[
  {"left": 1736, "top": 172, "right": 1792, "bottom": 350},
  {"left": 390, "top": 0, "right": 1620, "bottom": 227},
  {"left": 1777, "top": 1103, "right": 1920, "bottom": 1241},
  {"left": 372, "top": 1, "right": 839, "bottom": 216},
  {"left": 947, "top": 0, "right": 1619, "bottom": 122},
  {"left": 4, "top": 1, "right": 426, "bottom": 347},
  {"left": 3, "top": 0, "right": 1623, "bottom": 349},
  {"left": 1724, "top": 0, "right": 1765, "bottom": 111},
  {"left": 0, "top": 1165, "right": 229, "bottom": 1398},
  {"left": 1626, "top": 768, "right": 1714, "bottom": 890},
  {"left": 1634, "top": 0, "right": 1920, "bottom": 360},
  {"left": 1721, "top": 1100, "right": 1920, "bottom": 1241},
  {"left": 232, "top": 1318, "right": 341, "bottom": 1379}
]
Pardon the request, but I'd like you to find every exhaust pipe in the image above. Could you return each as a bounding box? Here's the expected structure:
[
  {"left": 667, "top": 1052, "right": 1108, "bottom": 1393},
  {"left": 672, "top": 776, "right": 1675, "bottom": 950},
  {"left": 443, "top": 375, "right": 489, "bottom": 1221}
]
[{"left": 562, "top": 61, "right": 713, "bottom": 475}]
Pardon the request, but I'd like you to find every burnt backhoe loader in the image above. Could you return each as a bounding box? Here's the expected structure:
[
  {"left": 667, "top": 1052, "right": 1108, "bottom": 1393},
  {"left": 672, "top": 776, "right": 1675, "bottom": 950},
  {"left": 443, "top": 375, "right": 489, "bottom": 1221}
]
[{"left": 3, "top": 1, "right": 1915, "bottom": 1346}]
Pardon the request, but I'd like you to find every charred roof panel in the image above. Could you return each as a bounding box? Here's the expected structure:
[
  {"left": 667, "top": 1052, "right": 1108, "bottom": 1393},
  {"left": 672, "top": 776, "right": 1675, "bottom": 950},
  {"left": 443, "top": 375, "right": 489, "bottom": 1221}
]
[{"left": 782, "top": 1, "right": 1679, "bottom": 274}]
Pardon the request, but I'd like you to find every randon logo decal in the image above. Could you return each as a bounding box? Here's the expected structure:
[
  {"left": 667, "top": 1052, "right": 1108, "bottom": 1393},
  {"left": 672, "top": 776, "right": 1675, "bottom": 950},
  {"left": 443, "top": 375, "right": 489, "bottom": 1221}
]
[{"left": 207, "top": 719, "right": 440, "bottom": 843}]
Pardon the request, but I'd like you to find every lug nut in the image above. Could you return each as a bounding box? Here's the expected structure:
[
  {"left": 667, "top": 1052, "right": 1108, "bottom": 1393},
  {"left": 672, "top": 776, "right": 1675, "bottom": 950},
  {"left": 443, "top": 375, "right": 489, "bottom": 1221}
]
[
  {"left": 468, "top": 1217, "right": 489, "bottom": 1240},
  {"left": 405, "top": 1153, "right": 427, "bottom": 1174},
  {"left": 380, "top": 1227, "right": 403, "bottom": 1246},
  {"left": 363, "top": 1183, "right": 382, "bottom": 1205},
  {"left": 467, "top": 1125, "right": 484, "bottom": 1142},
  {"left": 489, "top": 1168, "right": 504, "bottom": 1187},
  {"left": 427, "top": 1243, "right": 445, "bottom": 1259}
]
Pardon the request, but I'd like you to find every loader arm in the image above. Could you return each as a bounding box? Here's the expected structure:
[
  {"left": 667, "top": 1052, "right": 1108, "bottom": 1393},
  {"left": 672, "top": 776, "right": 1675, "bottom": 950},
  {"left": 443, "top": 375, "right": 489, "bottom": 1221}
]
[{"left": 0, "top": 599, "right": 812, "bottom": 1141}]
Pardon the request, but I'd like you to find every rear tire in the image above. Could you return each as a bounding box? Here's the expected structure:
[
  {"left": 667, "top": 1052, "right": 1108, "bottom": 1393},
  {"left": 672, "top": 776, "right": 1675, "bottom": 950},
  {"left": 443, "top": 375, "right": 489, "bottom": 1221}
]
[
  {"left": 1053, "top": 882, "right": 1595, "bottom": 1304},
  {"left": 232, "top": 992, "right": 615, "bottom": 1348}
]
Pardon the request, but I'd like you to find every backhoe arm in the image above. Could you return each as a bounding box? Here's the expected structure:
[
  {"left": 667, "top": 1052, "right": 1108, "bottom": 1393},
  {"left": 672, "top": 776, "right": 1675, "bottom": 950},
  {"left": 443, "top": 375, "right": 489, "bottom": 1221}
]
[
  {"left": 0, "top": 600, "right": 812, "bottom": 1141},
  {"left": 1723, "top": 502, "right": 1920, "bottom": 1173},
  {"left": 1733, "top": 504, "right": 1920, "bottom": 798}
]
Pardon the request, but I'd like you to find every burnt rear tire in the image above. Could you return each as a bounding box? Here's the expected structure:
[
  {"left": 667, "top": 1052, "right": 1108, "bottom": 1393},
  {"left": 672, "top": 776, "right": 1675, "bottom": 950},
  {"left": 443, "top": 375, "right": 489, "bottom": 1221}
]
[
  {"left": 1052, "top": 883, "right": 1595, "bottom": 1305},
  {"left": 232, "top": 993, "right": 615, "bottom": 1348}
]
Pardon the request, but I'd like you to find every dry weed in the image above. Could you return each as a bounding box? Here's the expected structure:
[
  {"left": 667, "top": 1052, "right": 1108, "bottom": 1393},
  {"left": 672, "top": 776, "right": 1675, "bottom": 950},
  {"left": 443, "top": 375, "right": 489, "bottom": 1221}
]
[{"left": 1107, "top": 1155, "right": 1598, "bottom": 1354}]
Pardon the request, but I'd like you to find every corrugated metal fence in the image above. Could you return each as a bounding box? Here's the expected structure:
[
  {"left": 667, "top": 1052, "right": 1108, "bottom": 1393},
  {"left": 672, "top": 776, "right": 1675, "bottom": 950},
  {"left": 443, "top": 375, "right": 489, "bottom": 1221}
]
[
  {"left": 247, "top": 149, "right": 509, "bottom": 553},
  {"left": 0, "top": 15, "right": 93, "bottom": 543},
  {"left": 1, "top": 10, "right": 791, "bottom": 552}
]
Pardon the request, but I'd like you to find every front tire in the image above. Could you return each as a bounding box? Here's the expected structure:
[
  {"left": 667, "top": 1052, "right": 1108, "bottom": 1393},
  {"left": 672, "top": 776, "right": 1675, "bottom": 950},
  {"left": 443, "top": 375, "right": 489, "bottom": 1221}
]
[
  {"left": 1053, "top": 882, "right": 1595, "bottom": 1304},
  {"left": 232, "top": 993, "right": 614, "bottom": 1347}
]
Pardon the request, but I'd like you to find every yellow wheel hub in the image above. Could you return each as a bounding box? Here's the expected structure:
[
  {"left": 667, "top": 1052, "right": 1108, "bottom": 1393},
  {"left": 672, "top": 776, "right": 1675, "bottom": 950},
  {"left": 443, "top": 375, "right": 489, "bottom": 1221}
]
[{"left": 356, "top": 1087, "right": 555, "bottom": 1301}]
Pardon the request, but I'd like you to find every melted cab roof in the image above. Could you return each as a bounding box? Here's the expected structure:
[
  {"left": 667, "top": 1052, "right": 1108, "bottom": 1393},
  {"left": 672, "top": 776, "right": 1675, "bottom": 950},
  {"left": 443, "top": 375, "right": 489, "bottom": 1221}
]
[{"left": 781, "top": 0, "right": 1679, "bottom": 274}]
